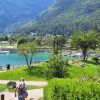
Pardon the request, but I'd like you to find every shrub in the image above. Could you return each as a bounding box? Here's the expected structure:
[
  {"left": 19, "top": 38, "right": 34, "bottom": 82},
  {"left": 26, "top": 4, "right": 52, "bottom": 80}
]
[
  {"left": 36, "top": 54, "right": 69, "bottom": 80},
  {"left": 44, "top": 54, "right": 69, "bottom": 79},
  {"left": 34, "top": 62, "right": 48, "bottom": 77},
  {"left": 92, "top": 56, "right": 99, "bottom": 63},
  {"left": 44, "top": 78, "right": 100, "bottom": 100}
]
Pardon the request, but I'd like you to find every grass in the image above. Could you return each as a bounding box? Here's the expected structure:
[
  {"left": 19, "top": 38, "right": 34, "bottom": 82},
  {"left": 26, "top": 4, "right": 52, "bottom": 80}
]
[
  {"left": 68, "top": 61, "right": 100, "bottom": 79},
  {"left": 0, "top": 84, "right": 6, "bottom": 91},
  {"left": 0, "top": 67, "right": 45, "bottom": 81},
  {"left": 0, "top": 84, "right": 44, "bottom": 92},
  {"left": 0, "top": 60, "right": 99, "bottom": 81},
  {"left": 27, "top": 85, "right": 44, "bottom": 90}
]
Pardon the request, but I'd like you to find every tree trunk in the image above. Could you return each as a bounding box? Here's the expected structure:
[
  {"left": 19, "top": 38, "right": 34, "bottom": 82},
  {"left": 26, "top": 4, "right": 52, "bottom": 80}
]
[
  {"left": 30, "top": 53, "right": 33, "bottom": 66},
  {"left": 82, "top": 49, "right": 87, "bottom": 62},
  {"left": 24, "top": 54, "right": 30, "bottom": 67}
]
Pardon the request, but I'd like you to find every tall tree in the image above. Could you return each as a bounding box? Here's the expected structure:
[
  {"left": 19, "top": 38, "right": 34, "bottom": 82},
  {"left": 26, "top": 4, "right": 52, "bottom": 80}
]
[
  {"left": 96, "top": 30, "right": 100, "bottom": 49},
  {"left": 44, "top": 35, "right": 66, "bottom": 54},
  {"left": 70, "top": 30, "right": 98, "bottom": 61},
  {"left": 17, "top": 42, "right": 37, "bottom": 72}
]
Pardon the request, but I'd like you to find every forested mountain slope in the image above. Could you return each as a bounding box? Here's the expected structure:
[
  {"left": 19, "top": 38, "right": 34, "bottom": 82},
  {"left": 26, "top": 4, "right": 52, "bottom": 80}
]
[
  {"left": 4, "top": 0, "right": 100, "bottom": 36},
  {"left": 0, "top": 0, "right": 53, "bottom": 32}
]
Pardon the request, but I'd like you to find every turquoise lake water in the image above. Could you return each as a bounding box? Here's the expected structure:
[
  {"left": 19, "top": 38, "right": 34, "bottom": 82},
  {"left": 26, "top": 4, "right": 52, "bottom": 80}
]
[
  {"left": 0, "top": 51, "right": 80, "bottom": 66},
  {"left": 0, "top": 52, "right": 51, "bottom": 66}
]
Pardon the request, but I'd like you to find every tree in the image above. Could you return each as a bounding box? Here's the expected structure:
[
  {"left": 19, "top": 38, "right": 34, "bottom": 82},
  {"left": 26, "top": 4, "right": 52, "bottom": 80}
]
[
  {"left": 4, "top": 36, "right": 8, "bottom": 41},
  {"left": 43, "top": 36, "right": 54, "bottom": 47},
  {"left": 0, "top": 36, "right": 8, "bottom": 41},
  {"left": 70, "top": 30, "right": 98, "bottom": 61},
  {"left": 17, "top": 42, "right": 37, "bottom": 72},
  {"left": 34, "top": 36, "right": 43, "bottom": 46},
  {"left": 0, "top": 36, "right": 4, "bottom": 41},
  {"left": 53, "top": 35, "right": 66, "bottom": 54},
  {"left": 44, "top": 35, "right": 66, "bottom": 54},
  {"left": 96, "top": 32, "right": 100, "bottom": 49},
  {"left": 17, "top": 36, "right": 28, "bottom": 46}
]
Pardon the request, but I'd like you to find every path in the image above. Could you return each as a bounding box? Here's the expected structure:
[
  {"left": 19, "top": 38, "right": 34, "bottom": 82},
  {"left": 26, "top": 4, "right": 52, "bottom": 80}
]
[
  {"left": 0, "top": 80, "right": 47, "bottom": 100},
  {"left": 0, "top": 80, "right": 47, "bottom": 86},
  {"left": 0, "top": 89, "right": 43, "bottom": 100}
]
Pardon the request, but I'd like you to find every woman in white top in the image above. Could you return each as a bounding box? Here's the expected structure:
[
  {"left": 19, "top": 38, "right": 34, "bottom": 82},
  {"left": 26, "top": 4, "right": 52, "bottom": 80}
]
[{"left": 15, "top": 78, "right": 28, "bottom": 100}]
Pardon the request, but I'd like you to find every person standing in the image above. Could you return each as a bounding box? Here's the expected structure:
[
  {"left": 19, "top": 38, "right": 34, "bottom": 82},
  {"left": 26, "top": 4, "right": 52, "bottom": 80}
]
[{"left": 15, "top": 78, "right": 28, "bottom": 100}]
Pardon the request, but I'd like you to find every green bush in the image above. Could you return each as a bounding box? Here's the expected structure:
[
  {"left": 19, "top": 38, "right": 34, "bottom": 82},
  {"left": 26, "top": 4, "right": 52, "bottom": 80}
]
[
  {"left": 34, "top": 62, "right": 48, "bottom": 77},
  {"left": 92, "top": 56, "right": 99, "bottom": 63},
  {"left": 45, "top": 54, "right": 69, "bottom": 79},
  {"left": 44, "top": 78, "right": 100, "bottom": 100},
  {"left": 36, "top": 54, "right": 69, "bottom": 80}
]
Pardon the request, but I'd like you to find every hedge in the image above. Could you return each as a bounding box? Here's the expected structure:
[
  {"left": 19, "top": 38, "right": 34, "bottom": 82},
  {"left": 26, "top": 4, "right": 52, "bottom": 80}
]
[{"left": 44, "top": 78, "right": 100, "bottom": 100}]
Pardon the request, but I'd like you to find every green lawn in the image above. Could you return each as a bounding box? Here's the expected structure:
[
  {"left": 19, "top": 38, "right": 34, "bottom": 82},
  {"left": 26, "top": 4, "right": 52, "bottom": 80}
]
[
  {"left": 0, "top": 61, "right": 99, "bottom": 81},
  {"left": 0, "top": 84, "right": 6, "bottom": 91},
  {"left": 0, "top": 67, "right": 45, "bottom": 81},
  {"left": 68, "top": 61, "right": 100, "bottom": 79},
  {"left": 0, "top": 84, "right": 44, "bottom": 92}
]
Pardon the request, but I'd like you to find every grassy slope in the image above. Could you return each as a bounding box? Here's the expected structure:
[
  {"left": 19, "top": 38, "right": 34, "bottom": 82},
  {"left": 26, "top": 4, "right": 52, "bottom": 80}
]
[
  {"left": 68, "top": 61, "right": 100, "bottom": 79},
  {"left": 0, "top": 61, "right": 99, "bottom": 81},
  {"left": 0, "top": 67, "right": 45, "bottom": 81}
]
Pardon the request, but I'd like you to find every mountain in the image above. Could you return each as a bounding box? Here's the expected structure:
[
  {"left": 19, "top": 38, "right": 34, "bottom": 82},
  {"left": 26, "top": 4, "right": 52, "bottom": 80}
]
[
  {"left": 0, "top": 0, "right": 54, "bottom": 32},
  {"left": 4, "top": 0, "right": 100, "bottom": 36}
]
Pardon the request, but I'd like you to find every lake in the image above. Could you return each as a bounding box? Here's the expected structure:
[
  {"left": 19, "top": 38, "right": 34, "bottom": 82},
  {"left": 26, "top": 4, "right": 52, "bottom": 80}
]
[
  {"left": 0, "top": 52, "right": 51, "bottom": 66},
  {"left": 0, "top": 51, "right": 81, "bottom": 67}
]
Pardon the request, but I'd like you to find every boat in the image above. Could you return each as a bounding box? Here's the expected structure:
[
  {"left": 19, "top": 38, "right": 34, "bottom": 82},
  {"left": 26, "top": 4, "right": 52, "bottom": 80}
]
[
  {"left": 0, "top": 51, "right": 10, "bottom": 54},
  {"left": 71, "top": 52, "right": 82, "bottom": 57}
]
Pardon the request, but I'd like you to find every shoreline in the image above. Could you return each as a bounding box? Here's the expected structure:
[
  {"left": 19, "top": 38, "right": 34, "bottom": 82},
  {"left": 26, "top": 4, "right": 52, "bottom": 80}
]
[
  {"left": 0, "top": 46, "right": 52, "bottom": 52},
  {"left": 0, "top": 46, "right": 17, "bottom": 52}
]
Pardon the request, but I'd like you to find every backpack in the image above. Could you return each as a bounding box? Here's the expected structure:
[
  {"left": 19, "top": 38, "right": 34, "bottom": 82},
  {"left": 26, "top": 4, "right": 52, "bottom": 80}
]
[
  {"left": 23, "top": 91, "right": 28, "bottom": 99},
  {"left": 16, "top": 83, "right": 28, "bottom": 98},
  {"left": 16, "top": 84, "right": 23, "bottom": 93}
]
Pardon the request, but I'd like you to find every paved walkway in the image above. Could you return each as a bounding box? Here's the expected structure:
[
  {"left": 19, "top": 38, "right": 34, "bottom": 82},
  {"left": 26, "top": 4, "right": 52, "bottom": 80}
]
[
  {"left": 0, "top": 80, "right": 47, "bottom": 100},
  {"left": 0, "top": 80, "right": 47, "bottom": 86},
  {"left": 0, "top": 89, "right": 43, "bottom": 100}
]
